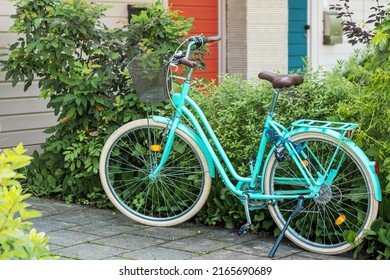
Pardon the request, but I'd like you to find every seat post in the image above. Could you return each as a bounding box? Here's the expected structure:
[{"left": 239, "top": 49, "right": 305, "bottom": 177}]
[{"left": 268, "top": 89, "right": 280, "bottom": 115}]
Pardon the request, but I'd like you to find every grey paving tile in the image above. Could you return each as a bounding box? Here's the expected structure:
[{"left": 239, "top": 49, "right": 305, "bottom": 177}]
[
  {"left": 32, "top": 217, "right": 77, "bottom": 233},
  {"left": 112, "top": 214, "right": 151, "bottom": 228},
  {"left": 70, "top": 220, "right": 140, "bottom": 237},
  {"left": 47, "top": 209, "right": 115, "bottom": 225},
  {"left": 46, "top": 244, "right": 64, "bottom": 251},
  {"left": 25, "top": 197, "right": 353, "bottom": 261},
  {"left": 132, "top": 225, "right": 199, "bottom": 241},
  {"left": 47, "top": 229, "right": 101, "bottom": 247},
  {"left": 93, "top": 233, "right": 166, "bottom": 250},
  {"left": 291, "top": 251, "right": 353, "bottom": 260},
  {"left": 226, "top": 237, "right": 302, "bottom": 259},
  {"left": 121, "top": 246, "right": 198, "bottom": 260},
  {"left": 160, "top": 236, "right": 230, "bottom": 254},
  {"left": 53, "top": 243, "right": 128, "bottom": 260},
  {"left": 191, "top": 249, "right": 264, "bottom": 260},
  {"left": 27, "top": 197, "right": 85, "bottom": 215},
  {"left": 197, "top": 227, "right": 259, "bottom": 244}
]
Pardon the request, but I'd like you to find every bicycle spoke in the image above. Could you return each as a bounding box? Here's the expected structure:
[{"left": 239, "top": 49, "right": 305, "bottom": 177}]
[
  {"left": 100, "top": 120, "right": 210, "bottom": 225},
  {"left": 266, "top": 132, "right": 377, "bottom": 253}
]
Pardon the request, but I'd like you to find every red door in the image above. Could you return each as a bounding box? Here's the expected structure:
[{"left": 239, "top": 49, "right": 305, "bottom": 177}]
[{"left": 169, "top": 0, "right": 219, "bottom": 82}]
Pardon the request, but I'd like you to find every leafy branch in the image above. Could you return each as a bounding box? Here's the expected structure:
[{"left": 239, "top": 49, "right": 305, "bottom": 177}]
[{"left": 330, "top": 0, "right": 388, "bottom": 45}]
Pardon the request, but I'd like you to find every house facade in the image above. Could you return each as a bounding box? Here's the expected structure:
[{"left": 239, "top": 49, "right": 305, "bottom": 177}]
[{"left": 0, "top": 0, "right": 386, "bottom": 152}]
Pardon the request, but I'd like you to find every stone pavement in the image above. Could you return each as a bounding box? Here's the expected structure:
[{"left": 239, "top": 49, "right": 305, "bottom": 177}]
[{"left": 27, "top": 196, "right": 353, "bottom": 260}]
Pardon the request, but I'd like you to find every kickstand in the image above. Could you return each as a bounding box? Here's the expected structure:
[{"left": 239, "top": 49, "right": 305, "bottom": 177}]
[{"left": 268, "top": 196, "right": 304, "bottom": 258}]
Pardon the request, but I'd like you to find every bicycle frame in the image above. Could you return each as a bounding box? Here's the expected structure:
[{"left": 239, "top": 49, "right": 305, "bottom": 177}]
[
  {"left": 150, "top": 83, "right": 337, "bottom": 202},
  {"left": 149, "top": 41, "right": 382, "bottom": 203}
]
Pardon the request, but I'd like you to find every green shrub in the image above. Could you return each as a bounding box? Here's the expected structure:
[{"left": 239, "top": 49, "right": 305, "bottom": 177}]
[
  {"left": 1, "top": 0, "right": 197, "bottom": 206},
  {"left": 0, "top": 144, "right": 56, "bottom": 259},
  {"left": 352, "top": 218, "right": 390, "bottom": 260},
  {"left": 335, "top": 11, "right": 390, "bottom": 259}
]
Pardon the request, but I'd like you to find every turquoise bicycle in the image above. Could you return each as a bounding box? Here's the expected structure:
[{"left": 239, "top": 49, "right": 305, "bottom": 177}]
[{"left": 99, "top": 36, "right": 381, "bottom": 256}]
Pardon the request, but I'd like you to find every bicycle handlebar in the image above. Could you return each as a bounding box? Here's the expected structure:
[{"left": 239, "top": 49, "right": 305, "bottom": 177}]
[
  {"left": 172, "top": 35, "right": 221, "bottom": 71},
  {"left": 187, "top": 35, "right": 221, "bottom": 49},
  {"left": 178, "top": 57, "right": 197, "bottom": 68}
]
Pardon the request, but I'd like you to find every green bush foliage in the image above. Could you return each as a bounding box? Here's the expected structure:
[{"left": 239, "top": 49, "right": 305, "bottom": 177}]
[
  {"left": 0, "top": 144, "right": 56, "bottom": 259},
  {"left": 2, "top": 0, "right": 195, "bottom": 206},
  {"left": 2, "top": 0, "right": 390, "bottom": 260},
  {"left": 336, "top": 8, "right": 390, "bottom": 259}
]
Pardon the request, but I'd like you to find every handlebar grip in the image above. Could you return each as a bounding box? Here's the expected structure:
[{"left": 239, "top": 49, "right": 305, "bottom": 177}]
[
  {"left": 188, "top": 35, "right": 221, "bottom": 49},
  {"left": 203, "top": 36, "right": 222, "bottom": 44},
  {"left": 178, "top": 58, "right": 197, "bottom": 68}
]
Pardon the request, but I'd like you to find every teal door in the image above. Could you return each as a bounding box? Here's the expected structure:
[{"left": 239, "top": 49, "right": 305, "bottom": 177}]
[{"left": 288, "top": 0, "right": 308, "bottom": 72}]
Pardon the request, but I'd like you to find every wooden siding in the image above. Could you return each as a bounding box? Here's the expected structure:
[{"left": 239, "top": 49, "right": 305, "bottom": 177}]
[
  {"left": 0, "top": 0, "right": 154, "bottom": 154},
  {"left": 169, "top": 0, "right": 219, "bottom": 82}
]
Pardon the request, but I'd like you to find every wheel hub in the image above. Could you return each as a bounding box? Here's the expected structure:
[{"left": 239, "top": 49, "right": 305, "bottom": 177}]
[{"left": 314, "top": 184, "right": 332, "bottom": 205}]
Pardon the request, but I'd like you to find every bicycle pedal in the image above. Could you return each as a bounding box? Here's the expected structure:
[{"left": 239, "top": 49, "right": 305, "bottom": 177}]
[{"left": 238, "top": 223, "right": 252, "bottom": 236}]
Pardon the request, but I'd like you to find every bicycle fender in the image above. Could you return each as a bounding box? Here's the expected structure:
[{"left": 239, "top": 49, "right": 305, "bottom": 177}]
[
  {"left": 263, "top": 127, "right": 382, "bottom": 201},
  {"left": 153, "top": 116, "right": 216, "bottom": 178}
]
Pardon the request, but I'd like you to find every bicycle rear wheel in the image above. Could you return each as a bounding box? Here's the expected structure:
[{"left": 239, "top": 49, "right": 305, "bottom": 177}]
[
  {"left": 99, "top": 118, "right": 211, "bottom": 226},
  {"left": 264, "top": 132, "right": 378, "bottom": 255}
]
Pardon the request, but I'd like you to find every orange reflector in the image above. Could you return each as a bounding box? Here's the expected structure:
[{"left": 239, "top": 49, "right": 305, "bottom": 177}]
[
  {"left": 150, "top": 145, "right": 162, "bottom": 152},
  {"left": 346, "top": 130, "right": 354, "bottom": 137},
  {"left": 335, "top": 215, "right": 346, "bottom": 226},
  {"left": 301, "top": 160, "right": 309, "bottom": 167}
]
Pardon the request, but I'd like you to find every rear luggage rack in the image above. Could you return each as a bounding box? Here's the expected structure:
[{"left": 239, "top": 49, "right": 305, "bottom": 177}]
[{"left": 291, "top": 119, "right": 358, "bottom": 132}]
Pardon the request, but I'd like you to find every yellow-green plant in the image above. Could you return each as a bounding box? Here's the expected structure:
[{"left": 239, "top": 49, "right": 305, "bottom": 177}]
[{"left": 0, "top": 144, "right": 57, "bottom": 259}]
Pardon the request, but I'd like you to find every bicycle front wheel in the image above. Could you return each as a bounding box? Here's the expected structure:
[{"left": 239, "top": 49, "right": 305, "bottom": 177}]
[
  {"left": 99, "top": 118, "right": 211, "bottom": 226},
  {"left": 264, "top": 132, "right": 378, "bottom": 255}
]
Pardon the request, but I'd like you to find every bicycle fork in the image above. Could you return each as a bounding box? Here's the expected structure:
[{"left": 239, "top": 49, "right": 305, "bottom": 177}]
[{"left": 148, "top": 117, "right": 180, "bottom": 180}]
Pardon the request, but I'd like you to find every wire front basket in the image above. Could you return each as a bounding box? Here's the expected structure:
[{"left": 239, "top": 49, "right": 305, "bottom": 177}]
[{"left": 128, "top": 53, "right": 172, "bottom": 103}]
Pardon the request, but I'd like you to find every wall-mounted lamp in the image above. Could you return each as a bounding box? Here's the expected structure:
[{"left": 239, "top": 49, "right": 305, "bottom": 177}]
[{"left": 323, "top": 11, "right": 343, "bottom": 45}]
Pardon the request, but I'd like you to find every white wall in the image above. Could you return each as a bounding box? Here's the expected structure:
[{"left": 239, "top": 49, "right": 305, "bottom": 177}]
[
  {"left": 247, "top": 0, "right": 288, "bottom": 78},
  {"left": 0, "top": 0, "right": 154, "bottom": 153},
  {"left": 309, "top": 0, "right": 389, "bottom": 71}
]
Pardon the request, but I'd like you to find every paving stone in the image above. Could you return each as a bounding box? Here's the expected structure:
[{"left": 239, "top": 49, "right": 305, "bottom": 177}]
[
  {"left": 53, "top": 243, "right": 128, "bottom": 260},
  {"left": 47, "top": 229, "right": 101, "bottom": 247},
  {"left": 226, "top": 237, "right": 302, "bottom": 259},
  {"left": 93, "top": 233, "right": 166, "bottom": 250},
  {"left": 191, "top": 249, "right": 264, "bottom": 260},
  {"left": 131, "top": 225, "right": 199, "bottom": 241},
  {"left": 197, "top": 227, "right": 259, "bottom": 244},
  {"left": 112, "top": 214, "right": 151, "bottom": 228},
  {"left": 292, "top": 250, "right": 353, "bottom": 260},
  {"left": 70, "top": 220, "right": 140, "bottom": 237},
  {"left": 27, "top": 197, "right": 85, "bottom": 215},
  {"left": 46, "top": 244, "right": 65, "bottom": 251},
  {"left": 121, "top": 246, "right": 198, "bottom": 260},
  {"left": 47, "top": 210, "right": 114, "bottom": 225},
  {"left": 32, "top": 217, "right": 77, "bottom": 233},
  {"left": 160, "top": 236, "right": 230, "bottom": 254},
  {"left": 25, "top": 197, "right": 353, "bottom": 261}
]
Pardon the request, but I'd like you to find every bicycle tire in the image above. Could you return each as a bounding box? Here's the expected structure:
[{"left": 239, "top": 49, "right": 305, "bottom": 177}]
[
  {"left": 99, "top": 118, "right": 211, "bottom": 226},
  {"left": 264, "top": 132, "right": 378, "bottom": 255}
]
